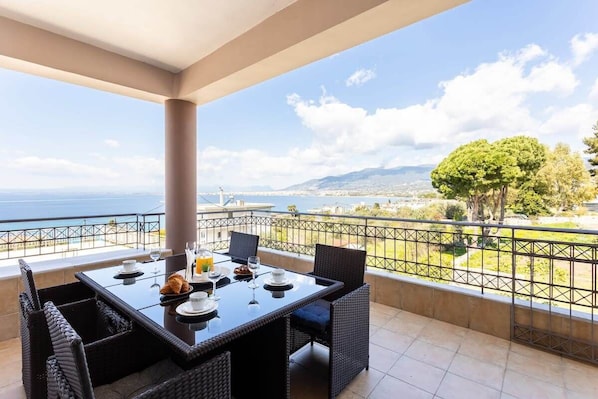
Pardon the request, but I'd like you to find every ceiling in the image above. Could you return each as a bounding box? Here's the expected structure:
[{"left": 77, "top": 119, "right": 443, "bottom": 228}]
[{"left": 0, "top": 0, "right": 469, "bottom": 105}]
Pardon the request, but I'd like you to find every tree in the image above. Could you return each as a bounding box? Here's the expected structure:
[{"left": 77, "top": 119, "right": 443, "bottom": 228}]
[
  {"left": 493, "top": 137, "right": 546, "bottom": 221},
  {"left": 287, "top": 204, "right": 298, "bottom": 213},
  {"left": 431, "top": 140, "right": 493, "bottom": 221},
  {"left": 537, "top": 143, "right": 596, "bottom": 211},
  {"left": 582, "top": 120, "right": 598, "bottom": 177}
]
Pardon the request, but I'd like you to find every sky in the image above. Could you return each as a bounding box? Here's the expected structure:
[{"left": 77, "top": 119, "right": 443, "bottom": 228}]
[{"left": 1, "top": 0, "right": 598, "bottom": 193}]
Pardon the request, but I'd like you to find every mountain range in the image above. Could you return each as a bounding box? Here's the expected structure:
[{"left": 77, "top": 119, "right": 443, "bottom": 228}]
[{"left": 283, "top": 165, "right": 435, "bottom": 194}]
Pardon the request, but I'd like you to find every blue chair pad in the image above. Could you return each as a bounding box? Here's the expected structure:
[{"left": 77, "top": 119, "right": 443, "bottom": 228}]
[{"left": 291, "top": 299, "right": 330, "bottom": 334}]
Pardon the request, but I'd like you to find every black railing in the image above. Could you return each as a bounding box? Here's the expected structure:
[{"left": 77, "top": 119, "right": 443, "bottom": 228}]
[{"left": 3, "top": 208, "right": 598, "bottom": 361}]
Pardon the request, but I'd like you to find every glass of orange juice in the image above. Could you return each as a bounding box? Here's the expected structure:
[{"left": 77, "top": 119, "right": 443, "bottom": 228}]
[{"left": 195, "top": 247, "right": 214, "bottom": 275}]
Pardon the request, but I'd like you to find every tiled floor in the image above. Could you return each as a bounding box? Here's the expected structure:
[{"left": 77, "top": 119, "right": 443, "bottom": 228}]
[{"left": 2, "top": 302, "right": 598, "bottom": 398}]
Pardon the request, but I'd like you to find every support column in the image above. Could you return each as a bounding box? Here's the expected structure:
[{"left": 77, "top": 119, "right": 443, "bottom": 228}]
[{"left": 165, "top": 99, "right": 197, "bottom": 254}]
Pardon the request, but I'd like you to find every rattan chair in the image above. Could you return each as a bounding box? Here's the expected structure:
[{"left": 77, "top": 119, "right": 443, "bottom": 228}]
[
  {"left": 226, "top": 231, "right": 259, "bottom": 263},
  {"left": 18, "top": 260, "right": 131, "bottom": 399},
  {"left": 44, "top": 301, "right": 232, "bottom": 399},
  {"left": 290, "top": 244, "right": 370, "bottom": 398}
]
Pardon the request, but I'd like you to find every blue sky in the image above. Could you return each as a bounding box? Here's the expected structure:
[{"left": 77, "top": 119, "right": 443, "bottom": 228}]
[{"left": 1, "top": 0, "right": 598, "bottom": 192}]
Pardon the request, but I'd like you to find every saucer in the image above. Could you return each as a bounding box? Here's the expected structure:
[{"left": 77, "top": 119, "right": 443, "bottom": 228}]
[
  {"left": 263, "top": 277, "right": 291, "bottom": 286},
  {"left": 176, "top": 300, "right": 218, "bottom": 316},
  {"left": 116, "top": 267, "right": 142, "bottom": 275}
]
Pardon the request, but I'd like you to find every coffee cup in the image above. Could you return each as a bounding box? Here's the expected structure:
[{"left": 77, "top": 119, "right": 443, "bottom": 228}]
[
  {"left": 271, "top": 268, "right": 285, "bottom": 283},
  {"left": 189, "top": 291, "right": 209, "bottom": 311},
  {"left": 122, "top": 260, "right": 136, "bottom": 272}
]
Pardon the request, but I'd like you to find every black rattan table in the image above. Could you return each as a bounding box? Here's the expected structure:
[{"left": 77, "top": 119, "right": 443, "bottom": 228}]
[{"left": 76, "top": 257, "right": 343, "bottom": 399}]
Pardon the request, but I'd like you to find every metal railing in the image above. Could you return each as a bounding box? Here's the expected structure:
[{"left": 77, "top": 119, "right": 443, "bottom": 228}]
[{"left": 3, "top": 208, "right": 598, "bottom": 362}]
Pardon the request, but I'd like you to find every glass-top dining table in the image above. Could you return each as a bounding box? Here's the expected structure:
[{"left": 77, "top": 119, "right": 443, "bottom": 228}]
[{"left": 75, "top": 253, "right": 343, "bottom": 399}]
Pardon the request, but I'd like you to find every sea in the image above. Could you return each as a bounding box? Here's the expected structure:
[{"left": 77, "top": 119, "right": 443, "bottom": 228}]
[{"left": 0, "top": 192, "right": 396, "bottom": 228}]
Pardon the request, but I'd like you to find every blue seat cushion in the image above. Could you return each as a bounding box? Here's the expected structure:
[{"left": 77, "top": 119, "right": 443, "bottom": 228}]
[{"left": 291, "top": 299, "right": 330, "bottom": 334}]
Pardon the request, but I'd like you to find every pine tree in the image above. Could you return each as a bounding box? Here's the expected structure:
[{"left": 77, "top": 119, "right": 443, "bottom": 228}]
[{"left": 582, "top": 120, "right": 598, "bottom": 177}]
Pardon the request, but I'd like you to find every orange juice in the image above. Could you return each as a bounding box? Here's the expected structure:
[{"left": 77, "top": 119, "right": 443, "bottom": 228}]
[{"left": 196, "top": 254, "right": 214, "bottom": 274}]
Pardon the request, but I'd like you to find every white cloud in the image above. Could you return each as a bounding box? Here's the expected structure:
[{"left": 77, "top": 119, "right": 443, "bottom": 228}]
[
  {"left": 539, "top": 104, "right": 598, "bottom": 139},
  {"left": 11, "top": 156, "right": 118, "bottom": 178},
  {"left": 104, "top": 139, "right": 120, "bottom": 148},
  {"left": 345, "top": 68, "right": 376, "bottom": 87},
  {"left": 571, "top": 33, "right": 598, "bottom": 66},
  {"left": 590, "top": 78, "right": 598, "bottom": 99}
]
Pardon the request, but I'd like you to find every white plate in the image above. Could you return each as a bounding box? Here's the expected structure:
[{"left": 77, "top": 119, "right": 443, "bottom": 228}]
[
  {"left": 116, "top": 267, "right": 142, "bottom": 275},
  {"left": 177, "top": 267, "right": 230, "bottom": 283},
  {"left": 176, "top": 300, "right": 218, "bottom": 316},
  {"left": 263, "top": 277, "right": 292, "bottom": 286}
]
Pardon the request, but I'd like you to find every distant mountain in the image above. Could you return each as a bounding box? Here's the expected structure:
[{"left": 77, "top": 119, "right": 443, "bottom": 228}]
[{"left": 283, "top": 165, "right": 435, "bottom": 194}]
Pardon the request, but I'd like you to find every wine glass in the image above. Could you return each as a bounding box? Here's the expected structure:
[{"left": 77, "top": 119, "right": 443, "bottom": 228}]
[
  {"left": 149, "top": 247, "right": 161, "bottom": 273},
  {"left": 207, "top": 264, "right": 222, "bottom": 300},
  {"left": 247, "top": 256, "right": 260, "bottom": 289},
  {"left": 248, "top": 287, "right": 260, "bottom": 315}
]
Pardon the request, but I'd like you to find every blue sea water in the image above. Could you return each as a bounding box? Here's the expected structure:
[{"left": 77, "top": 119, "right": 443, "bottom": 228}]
[{"left": 0, "top": 192, "right": 393, "bottom": 225}]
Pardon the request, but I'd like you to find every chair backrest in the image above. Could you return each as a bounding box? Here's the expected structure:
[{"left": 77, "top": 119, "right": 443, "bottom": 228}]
[
  {"left": 165, "top": 253, "right": 186, "bottom": 273},
  {"left": 19, "top": 259, "right": 41, "bottom": 310},
  {"left": 228, "top": 231, "right": 259, "bottom": 262},
  {"left": 313, "top": 244, "right": 366, "bottom": 298},
  {"left": 44, "top": 301, "right": 95, "bottom": 399}
]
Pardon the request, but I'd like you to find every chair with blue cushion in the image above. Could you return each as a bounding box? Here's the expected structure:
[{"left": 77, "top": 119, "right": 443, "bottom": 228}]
[
  {"left": 290, "top": 244, "right": 370, "bottom": 399},
  {"left": 226, "top": 231, "right": 259, "bottom": 263}
]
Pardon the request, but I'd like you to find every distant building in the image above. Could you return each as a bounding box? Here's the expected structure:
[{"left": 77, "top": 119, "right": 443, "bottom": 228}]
[{"left": 196, "top": 188, "right": 274, "bottom": 244}]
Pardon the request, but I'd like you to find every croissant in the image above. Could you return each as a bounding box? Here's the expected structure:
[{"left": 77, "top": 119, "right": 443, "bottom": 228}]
[{"left": 159, "top": 273, "right": 189, "bottom": 295}]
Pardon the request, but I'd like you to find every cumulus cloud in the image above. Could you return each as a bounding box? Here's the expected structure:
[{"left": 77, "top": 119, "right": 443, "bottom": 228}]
[
  {"left": 571, "top": 33, "right": 598, "bottom": 66},
  {"left": 11, "top": 157, "right": 118, "bottom": 179},
  {"left": 287, "top": 42, "right": 583, "bottom": 159},
  {"left": 104, "top": 139, "right": 120, "bottom": 148},
  {"left": 345, "top": 68, "right": 376, "bottom": 87},
  {"left": 539, "top": 104, "right": 598, "bottom": 139},
  {"left": 590, "top": 78, "right": 598, "bottom": 99}
]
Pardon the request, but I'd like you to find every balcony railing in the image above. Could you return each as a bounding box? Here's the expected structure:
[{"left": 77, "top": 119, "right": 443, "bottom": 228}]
[{"left": 2, "top": 209, "right": 598, "bottom": 363}]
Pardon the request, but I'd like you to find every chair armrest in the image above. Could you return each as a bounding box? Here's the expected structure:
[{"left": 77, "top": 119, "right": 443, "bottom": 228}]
[
  {"left": 329, "top": 283, "right": 370, "bottom": 398},
  {"left": 136, "top": 351, "right": 231, "bottom": 399},
  {"left": 84, "top": 327, "right": 166, "bottom": 387}
]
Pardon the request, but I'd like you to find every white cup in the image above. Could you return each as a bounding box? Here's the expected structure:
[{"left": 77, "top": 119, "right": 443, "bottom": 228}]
[
  {"left": 122, "top": 260, "right": 136, "bottom": 272},
  {"left": 189, "top": 291, "right": 209, "bottom": 311},
  {"left": 271, "top": 268, "right": 285, "bottom": 283}
]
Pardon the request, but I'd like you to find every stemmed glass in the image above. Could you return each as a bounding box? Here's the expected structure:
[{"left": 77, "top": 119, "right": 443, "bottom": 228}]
[
  {"left": 247, "top": 256, "right": 260, "bottom": 289},
  {"left": 149, "top": 247, "right": 161, "bottom": 274},
  {"left": 248, "top": 287, "right": 260, "bottom": 315},
  {"left": 207, "top": 264, "right": 222, "bottom": 300}
]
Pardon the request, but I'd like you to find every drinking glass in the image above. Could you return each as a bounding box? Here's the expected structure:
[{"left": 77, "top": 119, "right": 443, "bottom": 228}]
[
  {"left": 149, "top": 247, "right": 161, "bottom": 273},
  {"left": 247, "top": 256, "right": 260, "bottom": 289},
  {"left": 207, "top": 264, "right": 222, "bottom": 300}
]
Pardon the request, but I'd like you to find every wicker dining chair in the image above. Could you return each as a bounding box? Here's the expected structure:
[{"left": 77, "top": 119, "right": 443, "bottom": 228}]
[
  {"left": 226, "top": 231, "right": 259, "bottom": 263},
  {"left": 44, "top": 301, "right": 232, "bottom": 399},
  {"left": 18, "top": 260, "right": 131, "bottom": 399},
  {"left": 290, "top": 244, "right": 370, "bottom": 399}
]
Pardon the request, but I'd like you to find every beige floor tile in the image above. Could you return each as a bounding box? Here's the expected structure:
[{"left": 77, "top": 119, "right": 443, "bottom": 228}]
[
  {"left": 388, "top": 355, "right": 445, "bottom": 394},
  {"left": 562, "top": 358, "right": 598, "bottom": 396},
  {"left": 500, "top": 393, "right": 518, "bottom": 399},
  {"left": 418, "top": 321, "right": 465, "bottom": 352},
  {"left": 369, "top": 375, "right": 433, "bottom": 399},
  {"left": 382, "top": 313, "right": 429, "bottom": 338},
  {"left": 448, "top": 353, "right": 505, "bottom": 391},
  {"left": 458, "top": 335, "right": 510, "bottom": 367},
  {"left": 370, "top": 302, "right": 400, "bottom": 317},
  {"left": 509, "top": 342, "right": 564, "bottom": 366},
  {"left": 343, "top": 367, "right": 385, "bottom": 397},
  {"left": 291, "top": 343, "right": 329, "bottom": 377},
  {"left": 0, "top": 360, "right": 21, "bottom": 389},
  {"left": 404, "top": 339, "right": 456, "bottom": 370},
  {"left": 336, "top": 390, "right": 365, "bottom": 399},
  {"left": 502, "top": 369, "right": 566, "bottom": 399},
  {"left": 506, "top": 351, "right": 564, "bottom": 386},
  {"left": 436, "top": 373, "right": 501, "bottom": 399},
  {"left": 369, "top": 343, "right": 401, "bottom": 373},
  {"left": 370, "top": 328, "right": 416, "bottom": 354},
  {"left": 370, "top": 309, "right": 395, "bottom": 328},
  {"left": 0, "top": 338, "right": 19, "bottom": 352},
  {"left": 0, "top": 383, "right": 26, "bottom": 399}
]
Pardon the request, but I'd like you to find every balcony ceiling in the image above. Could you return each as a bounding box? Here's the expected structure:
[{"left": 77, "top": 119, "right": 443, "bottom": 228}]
[{"left": 0, "top": 0, "right": 468, "bottom": 105}]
